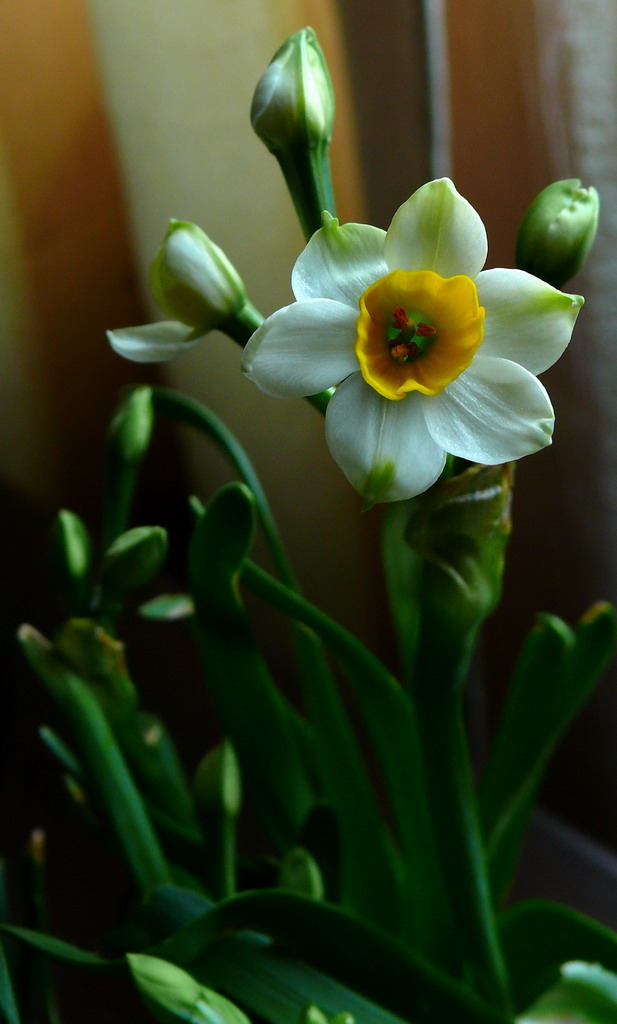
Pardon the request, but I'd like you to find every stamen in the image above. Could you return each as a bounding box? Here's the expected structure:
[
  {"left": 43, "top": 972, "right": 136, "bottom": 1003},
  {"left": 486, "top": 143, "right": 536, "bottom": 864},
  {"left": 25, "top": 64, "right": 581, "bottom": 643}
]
[
  {"left": 392, "top": 306, "right": 411, "bottom": 331},
  {"left": 416, "top": 322, "right": 437, "bottom": 337},
  {"left": 390, "top": 340, "right": 420, "bottom": 363}
]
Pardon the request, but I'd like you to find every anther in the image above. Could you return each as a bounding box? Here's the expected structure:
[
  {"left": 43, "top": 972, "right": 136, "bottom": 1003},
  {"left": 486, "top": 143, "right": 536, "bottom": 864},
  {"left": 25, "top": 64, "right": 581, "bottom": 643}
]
[
  {"left": 416, "top": 322, "right": 436, "bottom": 337},
  {"left": 392, "top": 307, "right": 411, "bottom": 331}
]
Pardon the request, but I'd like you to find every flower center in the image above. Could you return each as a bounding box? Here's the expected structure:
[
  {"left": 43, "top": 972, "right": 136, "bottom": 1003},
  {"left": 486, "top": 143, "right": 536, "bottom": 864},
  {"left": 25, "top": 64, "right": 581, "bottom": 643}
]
[
  {"left": 387, "top": 307, "right": 437, "bottom": 363},
  {"left": 355, "top": 269, "right": 485, "bottom": 400}
]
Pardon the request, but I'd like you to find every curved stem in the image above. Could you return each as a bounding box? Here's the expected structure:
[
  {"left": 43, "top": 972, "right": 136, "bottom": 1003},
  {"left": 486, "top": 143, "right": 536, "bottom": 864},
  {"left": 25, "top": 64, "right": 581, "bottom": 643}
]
[{"left": 151, "top": 388, "right": 298, "bottom": 591}]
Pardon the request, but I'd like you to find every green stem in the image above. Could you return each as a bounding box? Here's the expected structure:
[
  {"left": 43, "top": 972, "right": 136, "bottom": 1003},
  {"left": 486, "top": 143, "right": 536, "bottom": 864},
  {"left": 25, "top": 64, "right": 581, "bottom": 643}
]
[
  {"left": 275, "top": 141, "right": 336, "bottom": 241},
  {"left": 414, "top": 687, "right": 512, "bottom": 1015},
  {"left": 151, "top": 388, "right": 295, "bottom": 590}
]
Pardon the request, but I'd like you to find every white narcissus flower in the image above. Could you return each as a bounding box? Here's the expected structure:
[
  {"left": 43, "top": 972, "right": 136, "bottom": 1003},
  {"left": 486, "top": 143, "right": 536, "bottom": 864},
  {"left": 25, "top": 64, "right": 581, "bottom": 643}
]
[{"left": 242, "top": 178, "right": 584, "bottom": 505}]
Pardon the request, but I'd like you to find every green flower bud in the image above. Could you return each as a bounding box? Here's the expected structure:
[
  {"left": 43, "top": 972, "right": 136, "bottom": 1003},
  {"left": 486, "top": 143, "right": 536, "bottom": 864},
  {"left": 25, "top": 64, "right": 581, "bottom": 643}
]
[
  {"left": 99, "top": 526, "right": 168, "bottom": 602},
  {"left": 193, "top": 739, "right": 242, "bottom": 819},
  {"left": 107, "top": 386, "right": 154, "bottom": 468},
  {"left": 406, "top": 463, "right": 513, "bottom": 692},
  {"left": 251, "top": 27, "right": 334, "bottom": 154},
  {"left": 150, "top": 220, "right": 247, "bottom": 331},
  {"left": 516, "top": 179, "right": 599, "bottom": 288},
  {"left": 278, "top": 845, "right": 324, "bottom": 900},
  {"left": 128, "top": 955, "right": 251, "bottom": 1024},
  {"left": 53, "top": 618, "right": 138, "bottom": 715},
  {"left": 49, "top": 509, "right": 93, "bottom": 615}
]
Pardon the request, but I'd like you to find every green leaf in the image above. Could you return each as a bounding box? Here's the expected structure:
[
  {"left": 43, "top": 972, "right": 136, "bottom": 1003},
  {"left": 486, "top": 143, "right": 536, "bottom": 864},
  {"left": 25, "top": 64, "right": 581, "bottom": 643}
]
[
  {"left": 518, "top": 961, "right": 617, "bottom": 1024},
  {"left": 189, "top": 484, "right": 315, "bottom": 850},
  {"left": 149, "top": 889, "right": 511, "bottom": 1024},
  {"left": 0, "top": 940, "right": 21, "bottom": 1024},
  {"left": 0, "top": 925, "right": 120, "bottom": 971},
  {"left": 499, "top": 900, "right": 617, "bottom": 1013},
  {"left": 481, "top": 604, "right": 617, "bottom": 902},
  {"left": 39, "top": 725, "right": 84, "bottom": 779},
  {"left": 241, "top": 560, "right": 447, "bottom": 952},
  {"left": 0, "top": 905, "right": 405, "bottom": 1024}
]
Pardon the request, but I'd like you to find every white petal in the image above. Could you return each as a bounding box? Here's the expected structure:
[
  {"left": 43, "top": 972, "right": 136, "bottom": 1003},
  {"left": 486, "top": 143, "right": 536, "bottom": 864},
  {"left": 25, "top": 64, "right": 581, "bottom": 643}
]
[
  {"left": 476, "top": 268, "right": 583, "bottom": 374},
  {"left": 325, "top": 372, "right": 446, "bottom": 503},
  {"left": 423, "top": 355, "right": 554, "bottom": 463},
  {"left": 292, "top": 216, "right": 387, "bottom": 307},
  {"left": 384, "top": 178, "right": 488, "bottom": 279},
  {"left": 107, "top": 321, "right": 202, "bottom": 363},
  {"left": 242, "top": 298, "right": 358, "bottom": 397}
]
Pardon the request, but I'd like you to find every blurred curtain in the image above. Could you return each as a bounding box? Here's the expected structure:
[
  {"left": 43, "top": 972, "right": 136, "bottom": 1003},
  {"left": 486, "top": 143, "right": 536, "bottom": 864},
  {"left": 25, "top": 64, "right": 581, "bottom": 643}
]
[{"left": 445, "top": 0, "right": 617, "bottom": 849}]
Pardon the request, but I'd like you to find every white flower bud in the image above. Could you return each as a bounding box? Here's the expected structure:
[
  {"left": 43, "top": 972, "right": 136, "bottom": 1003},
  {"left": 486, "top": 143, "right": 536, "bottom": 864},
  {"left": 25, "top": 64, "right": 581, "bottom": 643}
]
[{"left": 251, "top": 27, "right": 334, "bottom": 153}]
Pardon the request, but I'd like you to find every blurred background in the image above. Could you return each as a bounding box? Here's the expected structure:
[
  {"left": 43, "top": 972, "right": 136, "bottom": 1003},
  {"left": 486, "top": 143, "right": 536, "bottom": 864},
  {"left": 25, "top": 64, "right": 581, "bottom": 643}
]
[{"left": 1, "top": 0, "right": 617, "bottom": 953}]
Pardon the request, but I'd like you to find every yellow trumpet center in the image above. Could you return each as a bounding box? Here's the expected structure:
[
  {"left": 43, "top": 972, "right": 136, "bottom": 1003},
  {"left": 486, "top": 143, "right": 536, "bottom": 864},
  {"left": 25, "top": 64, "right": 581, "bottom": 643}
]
[{"left": 355, "top": 269, "right": 485, "bottom": 400}]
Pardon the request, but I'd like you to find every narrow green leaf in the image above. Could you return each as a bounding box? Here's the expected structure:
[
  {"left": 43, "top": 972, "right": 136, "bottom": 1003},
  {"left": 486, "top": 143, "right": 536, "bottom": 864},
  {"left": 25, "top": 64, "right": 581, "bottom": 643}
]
[
  {"left": 189, "top": 484, "right": 315, "bottom": 850},
  {"left": 149, "top": 890, "right": 511, "bottom": 1024},
  {"left": 242, "top": 558, "right": 404, "bottom": 930},
  {"left": 39, "top": 726, "right": 84, "bottom": 779},
  {"left": 0, "top": 940, "right": 21, "bottom": 1024},
  {"left": 481, "top": 605, "right": 617, "bottom": 902},
  {"left": 0, "top": 905, "right": 406, "bottom": 1024},
  {"left": 499, "top": 900, "right": 617, "bottom": 1013},
  {"left": 193, "top": 930, "right": 404, "bottom": 1024},
  {"left": 241, "top": 560, "right": 447, "bottom": 951},
  {"left": 0, "top": 925, "right": 120, "bottom": 970}
]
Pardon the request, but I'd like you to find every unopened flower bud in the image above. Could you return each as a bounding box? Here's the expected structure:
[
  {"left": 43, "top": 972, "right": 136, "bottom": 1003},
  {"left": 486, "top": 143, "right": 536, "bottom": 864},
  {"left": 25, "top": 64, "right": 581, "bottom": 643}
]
[
  {"left": 516, "top": 179, "right": 599, "bottom": 288},
  {"left": 277, "top": 845, "right": 324, "bottom": 900},
  {"left": 50, "top": 509, "right": 93, "bottom": 615},
  {"left": 107, "top": 387, "right": 154, "bottom": 468},
  {"left": 128, "top": 955, "right": 250, "bottom": 1024},
  {"left": 193, "top": 739, "right": 242, "bottom": 819},
  {"left": 150, "top": 220, "right": 247, "bottom": 331},
  {"left": 100, "top": 526, "right": 168, "bottom": 601},
  {"left": 251, "top": 27, "right": 334, "bottom": 154}
]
